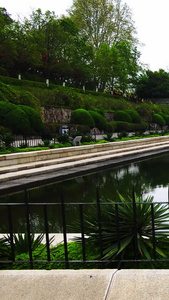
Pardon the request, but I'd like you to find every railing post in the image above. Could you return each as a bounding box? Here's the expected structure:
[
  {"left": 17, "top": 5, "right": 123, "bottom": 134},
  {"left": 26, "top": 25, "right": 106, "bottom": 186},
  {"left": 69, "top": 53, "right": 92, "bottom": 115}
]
[
  {"left": 24, "top": 189, "right": 33, "bottom": 269},
  {"left": 96, "top": 187, "right": 104, "bottom": 266},
  {"left": 60, "top": 191, "right": 69, "bottom": 269},
  {"left": 43, "top": 205, "right": 50, "bottom": 261},
  {"left": 79, "top": 204, "right": 86, "bottom": 261},
  {"left": 151, "top": 203, "right": 156, "bottom": 260},
  {"left": 132, "top": 188, "right": 139, "bottom": 267},
  {"left": 7, "top": 206, "right": 15, "bottom": 262}
]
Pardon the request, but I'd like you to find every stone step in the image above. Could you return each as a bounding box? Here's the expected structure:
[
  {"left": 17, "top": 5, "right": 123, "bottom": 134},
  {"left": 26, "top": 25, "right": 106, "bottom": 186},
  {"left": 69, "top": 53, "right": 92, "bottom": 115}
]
[
  {"left": 0, "top": 140, "right": 169, "bottom": 175},
  {"left": 0, "top": 141, "right": 169, "bottom": 182},
  {"left": 1, "top": 136, "right": 169, "bottom": 168}
]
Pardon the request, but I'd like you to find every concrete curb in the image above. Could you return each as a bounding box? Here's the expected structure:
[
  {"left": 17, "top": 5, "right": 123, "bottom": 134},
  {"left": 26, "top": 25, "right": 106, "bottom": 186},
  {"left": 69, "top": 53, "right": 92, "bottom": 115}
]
[{"left": 1, "top": 269, "right": 169, "bottom": 300}]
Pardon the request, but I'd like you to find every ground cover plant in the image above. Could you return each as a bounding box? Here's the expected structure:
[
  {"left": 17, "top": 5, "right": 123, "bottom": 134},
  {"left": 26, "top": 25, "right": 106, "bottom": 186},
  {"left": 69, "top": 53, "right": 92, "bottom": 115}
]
[{"left": 1, "top": 191, "right": 169, "bottom": 270}]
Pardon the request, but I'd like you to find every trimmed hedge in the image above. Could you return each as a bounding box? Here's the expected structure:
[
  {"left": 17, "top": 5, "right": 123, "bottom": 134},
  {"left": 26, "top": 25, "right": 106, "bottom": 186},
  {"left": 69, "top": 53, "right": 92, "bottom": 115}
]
[
  {"left": 71, "top": 109, "right": 95, "bottom": 128},
  {"left": 114, "top": 110, "right": 132, "bottom": 123},
  {"left": 126, "top": 110, "right": 141, "bottom": 124},
  {"left": 0, "top": 101, "right": 30, "bottom": 135},
  {"left": 153, "top": 114, "right": 166, "bottom": 126},
  {"left": 89, "top": 110, "right": 107, "bottom": 130},
  {"left": 19, "top": 105, "right": 43, "bottom": 134},
  {"left": 110, "top": 121, "right": 148, "bottom": 132}
]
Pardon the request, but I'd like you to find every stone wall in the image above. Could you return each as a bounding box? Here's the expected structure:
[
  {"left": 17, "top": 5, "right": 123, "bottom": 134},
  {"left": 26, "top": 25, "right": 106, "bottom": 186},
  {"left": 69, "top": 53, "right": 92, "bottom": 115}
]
[
  {"left": 41, "top": 107, "right": 114, "bottom": 124},
  {"left": 41, "top": 107, "right": 72, "bottom": 124}
]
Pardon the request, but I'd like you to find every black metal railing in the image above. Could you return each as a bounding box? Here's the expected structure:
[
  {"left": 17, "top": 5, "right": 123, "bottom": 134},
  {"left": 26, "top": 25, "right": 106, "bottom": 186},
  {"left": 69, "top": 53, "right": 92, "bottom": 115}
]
[{"left": 1, "top": 188, "right": 169, "bottom": 270}]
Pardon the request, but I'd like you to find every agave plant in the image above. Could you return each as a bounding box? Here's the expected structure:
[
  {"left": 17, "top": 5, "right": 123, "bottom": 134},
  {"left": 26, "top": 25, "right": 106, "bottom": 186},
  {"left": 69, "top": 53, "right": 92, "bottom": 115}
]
[
  {"left": 5, "top": 232, "right": 54, "bottom": 256},
  {"left": 0, "top": 237, "right": 11, "bottom": 260},
  {"left": 73, "top": 192, "right": 169, "bottom": 262}
]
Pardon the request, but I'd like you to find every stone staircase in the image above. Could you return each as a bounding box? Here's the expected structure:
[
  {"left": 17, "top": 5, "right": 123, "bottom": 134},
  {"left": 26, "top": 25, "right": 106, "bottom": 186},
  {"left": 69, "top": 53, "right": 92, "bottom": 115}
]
[{"left": 1, "top": 136, "right": 169, "bottom": 183}]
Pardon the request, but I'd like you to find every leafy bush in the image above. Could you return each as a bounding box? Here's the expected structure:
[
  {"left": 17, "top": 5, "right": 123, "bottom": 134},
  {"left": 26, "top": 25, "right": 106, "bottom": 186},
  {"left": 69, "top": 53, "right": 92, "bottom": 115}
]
[
  {"left": 0, "top": 101, "right": 30, "bottom": 135},
  {"left": 153, "top": 114, "right": 166, "bottom": 126},
  {"left": 110, "top": 121, "right": 129, "bottom": 132},
  {"left": 57, "top": 134, "right": 70, "bottom": 144},
  {"left": 88, "top": 111, "right": 107, "bottom": 130},
  {"left": 114, "top": 110, "right": 132, "bottom": 123},
  {"left": 127, "top": 122, "right": 148, "bottom": 132},
  {"left": 19, "top": 105, "right": 43, "bottom": 134},
  {"left": 71, "top": 109, "right": 95, "bottom": 128},
  {"left": 159, "top": 113, "right": 169, "bottom": 125},
  {"left": 136, "top": 103, "right": 153, "bottom": 122},
  {"left": 126, "top": 110, "right": 141, "bottom": 123}
]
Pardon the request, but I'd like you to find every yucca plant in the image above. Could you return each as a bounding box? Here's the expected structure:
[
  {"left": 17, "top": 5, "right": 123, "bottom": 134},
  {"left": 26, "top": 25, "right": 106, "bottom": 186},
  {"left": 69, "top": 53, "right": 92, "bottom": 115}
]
[
  {"left": 5, "top": 233, "right": 54, "bottom": 256},
  {"left": 73, "top": 192, "right": 169, "bottom": 263},
  {"left": 0, "top": 237, "right": 11, "bottom": 260}
]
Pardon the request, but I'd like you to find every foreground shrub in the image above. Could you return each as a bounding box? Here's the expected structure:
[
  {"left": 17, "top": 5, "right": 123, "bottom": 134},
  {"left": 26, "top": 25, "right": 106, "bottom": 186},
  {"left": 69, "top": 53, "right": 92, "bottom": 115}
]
[
  {"left": 71, "top": 109, "right": 95, "bottom": 128},
  {"left": 72, "top": 193, "right": 169, "bottom": 263},
  {"left": 114, "top": 110, "right": 132, "bottom": 123}
]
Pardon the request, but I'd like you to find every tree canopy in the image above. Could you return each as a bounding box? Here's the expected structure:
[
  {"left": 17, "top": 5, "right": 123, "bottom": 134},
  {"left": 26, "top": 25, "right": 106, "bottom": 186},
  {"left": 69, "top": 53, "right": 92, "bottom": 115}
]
[{"left": 0, "top": 4, "right": 141, "bottom": 93}]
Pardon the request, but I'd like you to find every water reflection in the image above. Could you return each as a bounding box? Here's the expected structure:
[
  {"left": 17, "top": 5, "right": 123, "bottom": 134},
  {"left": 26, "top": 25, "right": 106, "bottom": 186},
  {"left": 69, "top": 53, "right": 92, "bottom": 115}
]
[{"left": 1, "top": 152, "right": 169, "bottom": 232}]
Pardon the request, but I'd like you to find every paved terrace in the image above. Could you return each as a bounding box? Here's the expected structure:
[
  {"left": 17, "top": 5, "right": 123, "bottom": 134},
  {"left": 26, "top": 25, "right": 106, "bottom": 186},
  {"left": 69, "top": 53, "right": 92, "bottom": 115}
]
[{"left": 1, "top": 136, "right": 169, "bottom": 299}]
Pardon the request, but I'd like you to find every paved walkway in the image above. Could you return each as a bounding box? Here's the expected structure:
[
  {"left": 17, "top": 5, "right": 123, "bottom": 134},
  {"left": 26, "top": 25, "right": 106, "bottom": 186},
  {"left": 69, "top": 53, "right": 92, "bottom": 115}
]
[{"left": 1, "top": 269, "right": 169, "bottom": 300}]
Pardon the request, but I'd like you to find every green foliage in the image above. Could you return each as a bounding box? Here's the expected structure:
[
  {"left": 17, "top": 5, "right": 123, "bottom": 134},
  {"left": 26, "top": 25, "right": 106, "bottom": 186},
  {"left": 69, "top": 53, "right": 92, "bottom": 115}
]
[
  {"left": 159, "top": 113, "right": 169, "bottom": 125},
  {"left": 19, "top": 105, "right": 43, "bottom": 134},
  {"left": 114, "top": 110, "right": 132, "bottom": 123},
  {"left": 110, "top": 121, "right": 129, "bottom": 132},
  {"left": 153, "top": 114, "right": 166, "bottom": 126},
  {"left": 0, "top": 81, "right": 40, "bottom": 111},
  {"left": 5, "top": 233, "right": 46, "bottom": 255},
  {"left": 126, "top": 109, "right": 141, "bottom": 123},
  {"left": 0, "top": 237, "right": 11, "bottom": 261},
  {"left": 0, "top": 101, "right": 30, "bottom": 135},
  {"left": 72, "top": 193, "right": 169, "bottom": 262},
  {"left": 136, "top": 69, "right": 169, "bottom": 98},
  {"left": 103, "top": 133, "right": 115, "bottom": 142},
  {"left": 136, "top": 103, "right": 154, "bottom": 122},
  {"left": 71, "top": 109, "right": 95, "bottom": 128},
  {"left": 57, "top": 134, "right": 70, "bottom": 144},
  {"left": 88, "top": 110, "right": 107, "bottom": 130}
]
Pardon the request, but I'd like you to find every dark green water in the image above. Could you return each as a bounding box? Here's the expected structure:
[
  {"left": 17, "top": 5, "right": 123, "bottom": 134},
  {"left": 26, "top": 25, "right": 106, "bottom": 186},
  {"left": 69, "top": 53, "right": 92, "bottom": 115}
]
[{"left": 1, "top": 152, "right": 169, "bottom": 233}]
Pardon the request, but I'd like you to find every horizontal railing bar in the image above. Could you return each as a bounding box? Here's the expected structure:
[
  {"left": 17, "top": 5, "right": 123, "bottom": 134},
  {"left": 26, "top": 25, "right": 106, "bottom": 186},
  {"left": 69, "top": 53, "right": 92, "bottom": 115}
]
[{"left": 0, "top": 201, "right": 168, "bottom": 206}]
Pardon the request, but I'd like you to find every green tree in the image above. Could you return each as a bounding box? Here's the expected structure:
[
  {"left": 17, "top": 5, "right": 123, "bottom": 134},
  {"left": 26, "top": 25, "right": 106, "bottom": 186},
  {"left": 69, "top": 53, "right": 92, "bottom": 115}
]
[
  {"left": 69, "top": 0, "right": 137, "bottom": 49},
  {"left": 0, "top": 8, "right": 17, "bottom": 75},
  {"left": 136, "top": 69, "right": 169, "bottom": 99}
]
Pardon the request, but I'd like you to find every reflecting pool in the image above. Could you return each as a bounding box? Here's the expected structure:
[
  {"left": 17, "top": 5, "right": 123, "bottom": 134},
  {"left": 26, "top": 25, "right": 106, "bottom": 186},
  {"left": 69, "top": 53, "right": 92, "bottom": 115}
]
[{"left": 1, "top": 152, "right": 169, "bottom": 232}]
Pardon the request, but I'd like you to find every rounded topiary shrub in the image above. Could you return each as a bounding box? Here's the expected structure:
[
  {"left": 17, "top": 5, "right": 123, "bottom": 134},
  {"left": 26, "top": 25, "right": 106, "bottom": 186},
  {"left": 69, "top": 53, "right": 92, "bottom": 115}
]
[
  {"left": 88, "top": 111, "right": 107, "bottom": 130},
  {"left": 126, "top": 110, "right": 141, "bottom": 124},
  {"left": 110, "top": 121, "right": 129, "bottom": 132},
  {"left": 114, "top": 110, "right": 132, "bottom": 123},
  {"left": 153, "top": 114, "right": 166, "bottom": 126},
  {"left": 159, "top": 113, "right": 169, "bottom": 125},
  {"left": 0, "top": 101, "right": 30, "bottom": 135},
  {"left": 105, "top": 122, "right": 115, "bottom": 133},
  {"left": 71, "top": 109, "right": 95, "bottom": 128},
  {"left": 19, "top": 105, "right": 43, "bottom": 134}
]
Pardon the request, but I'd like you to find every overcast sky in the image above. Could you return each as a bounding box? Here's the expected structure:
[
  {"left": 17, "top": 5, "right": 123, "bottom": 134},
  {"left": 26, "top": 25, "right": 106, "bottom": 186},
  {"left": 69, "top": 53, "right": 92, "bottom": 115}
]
[{"left": 1, "top": 0, "right": 169, "bottom": 72}]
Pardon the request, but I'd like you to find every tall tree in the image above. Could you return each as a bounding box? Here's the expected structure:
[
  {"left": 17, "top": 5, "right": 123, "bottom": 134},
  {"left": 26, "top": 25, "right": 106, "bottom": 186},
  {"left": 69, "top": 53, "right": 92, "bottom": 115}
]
[{"left": 68, "top": 0, "right": 137, "bottom": 49}]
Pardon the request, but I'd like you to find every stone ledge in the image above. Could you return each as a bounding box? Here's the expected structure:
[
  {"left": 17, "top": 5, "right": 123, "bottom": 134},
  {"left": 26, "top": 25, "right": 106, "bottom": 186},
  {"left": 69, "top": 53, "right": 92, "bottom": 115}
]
[
  {"left": 1, "top": 135, "right": 169, "bottom": 167},
  {"left": 1, "top": 269, "right": 169, "bottom": 300}
]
